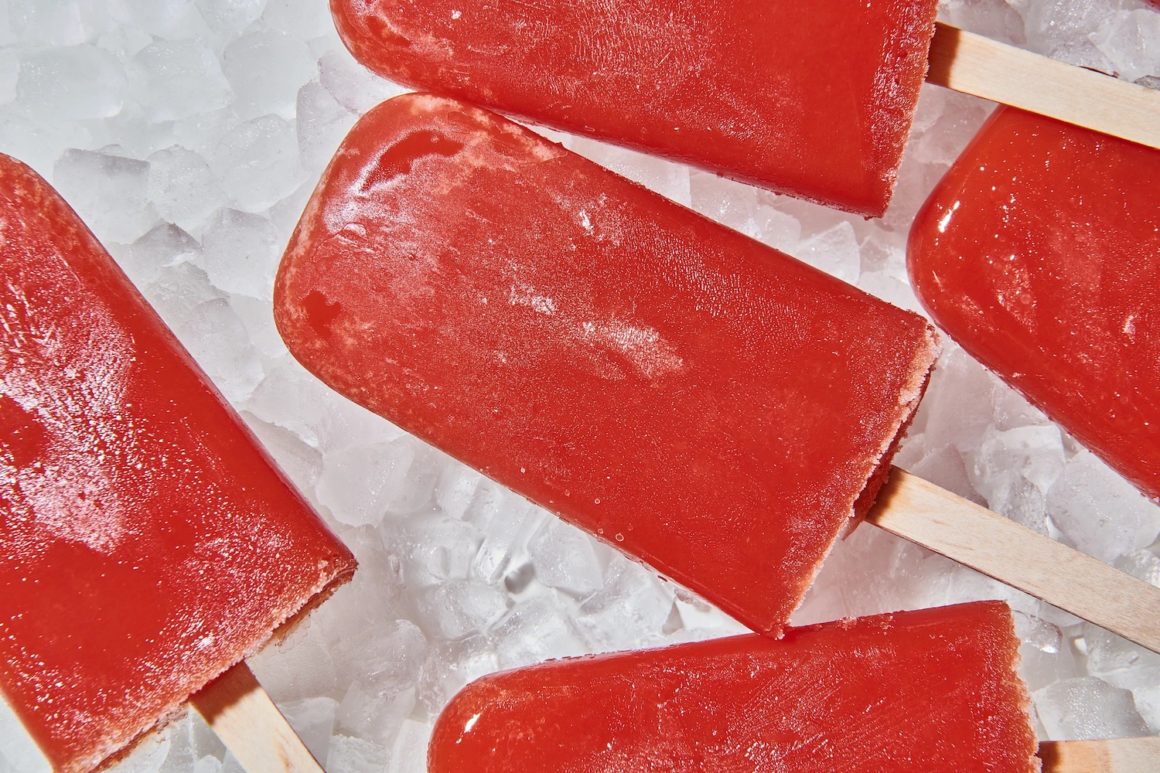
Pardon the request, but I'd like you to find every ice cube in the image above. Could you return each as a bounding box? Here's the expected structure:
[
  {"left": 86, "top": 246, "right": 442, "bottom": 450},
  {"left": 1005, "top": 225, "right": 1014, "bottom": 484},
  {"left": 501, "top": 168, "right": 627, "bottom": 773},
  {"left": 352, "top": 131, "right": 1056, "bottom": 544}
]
[
  {"left": 492, "top": 596, "right": 588, "bottom": 669},
  {"left": 795, "top": 221, "right": 862, "bottom": 285},
  {"left": 0, "top": 49, "right": 20, "bottom": 105},
  {"left": 416, "top": 635, "right": 498, "bottom": 715},
  {"left": 146, "top": 146, "right": 225, "bottom": 234},
  {"left": 223, "top": 30, "right": 316, "bottom": 120},
  {"left": 111, "top": 222, "right": 201, "bottom": 288},
  {"left": 433, "top": 463, "right": 485, "bottom": 521},
  {"left": 576, "top": 560, "right": 676, "bottom": 652},
  {"left": 4, "top": 1, "right": 89, "bottom": 47},
  {"left": 335, "top": 683, "right": 415, "bottom": 748},
  {"left": 213, "top": 115, "right": 305, "bottom": 213},
  {"left": 196, "top": 0, "right": 267, "bottom": 38},
  {"left": 280, "top": 697, "right": 337, "bottom": 763},
  {"left": 111, "top": 0, "right": 206, "bottom": 39},
  {"left": 1090, "top": 9, "right": 1160, "bottom": 83},
  {"left": 325, "top": 736, "right": 389, "bottom": 773},
  {"left": 527, "top": 518, "right": 607, "bottom": 597},
  {"left": 317, "top": 439, "right": 430, "bottom": 527},
  {"left": 318, "top": 48, "right": 407, "bottom": 115},
  {"left": 53, "top": 149, "right": 157, "bottom": 244},
  {"left": 1034, "top": 676, "right": 1150, "bottom": 739},
  {"left": 16, "top": 45, "right": 126, "bottom": 122},
  {"left": 260, "top": 0, "right": 335, "bottom": 38},
  {"left": 130, "top": 40, "right": 231, "bottom": 122},
  {"left": 964, "top": 425, "right": 1066, "bottom": 534},
  {"left": 200, "top": 208, "right": 280, "bottom": 298},
  {"left": 387, "top": 718, "right": 431, "bottom": 773},
  {"left": 296, "top": 81, "right": 356, "bottom": 171},
  {"left": 1047, "top": 450, "right": 1160, "bottom": 562},
  {"left": 0, "top": 696, "right": 50, "bottom": 772},
  {"left": 176, "top": 296, "right": 265, "bottom": 402},
  {"left": 568, "top": 135, "right": 693, "bottom": 207},
  {"left": 415, "top": 581, "right": 509, "bottom": 640}
]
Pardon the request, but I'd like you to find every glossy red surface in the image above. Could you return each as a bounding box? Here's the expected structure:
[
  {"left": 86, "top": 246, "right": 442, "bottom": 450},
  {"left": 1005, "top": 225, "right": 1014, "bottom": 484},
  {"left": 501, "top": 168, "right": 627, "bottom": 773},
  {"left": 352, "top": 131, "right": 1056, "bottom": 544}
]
[
  {"left": 329, "top": 0, "right": 939, "bottom": 217},
  {"left": 909, "top": 107, "right": 1160, "bottom": 501},
  {"left": 0, "top": 156, "right": 356, "bottom": 772},
  {"left": 428, "top": 601, "right": 1039, "bottom": 772},
  {"left": 275, "top": 94, "right": 937, "bottom": 637}
]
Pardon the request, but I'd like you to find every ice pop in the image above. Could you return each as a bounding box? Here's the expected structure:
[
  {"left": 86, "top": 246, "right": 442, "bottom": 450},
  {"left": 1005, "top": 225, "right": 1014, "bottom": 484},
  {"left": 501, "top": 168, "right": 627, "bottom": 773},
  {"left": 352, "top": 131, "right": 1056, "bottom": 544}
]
[
  {"left": 428, "top": 601, "right": 1040, "bottom": 772},
  {"left": 275, "top": 93, "right": 938, "bottom": 636},
  {"left": 329, "top": 0, "right": 941, "bottom": 217},
  {"left": 908, "top": 107, "right": 1160, "bottom": 501},
  {"left": 0, "top": 155, "right": 356, "bottom": 771}
]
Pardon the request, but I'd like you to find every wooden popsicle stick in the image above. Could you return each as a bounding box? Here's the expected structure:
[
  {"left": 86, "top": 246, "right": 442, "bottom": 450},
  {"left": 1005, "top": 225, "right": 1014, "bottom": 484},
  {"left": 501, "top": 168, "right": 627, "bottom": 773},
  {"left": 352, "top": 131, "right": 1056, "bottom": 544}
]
[
  {"left": 867, "top": 468, "right": 1160, "bottom": 655},
  {"left": 190, "top": 662, "right": 323, "bottom": 773},
  {"left": 1039, "top": 737, "right": 1160, "bottom": 772},
  {"left": 926, "top": 21, "right": 1160, "bottom": 150}
]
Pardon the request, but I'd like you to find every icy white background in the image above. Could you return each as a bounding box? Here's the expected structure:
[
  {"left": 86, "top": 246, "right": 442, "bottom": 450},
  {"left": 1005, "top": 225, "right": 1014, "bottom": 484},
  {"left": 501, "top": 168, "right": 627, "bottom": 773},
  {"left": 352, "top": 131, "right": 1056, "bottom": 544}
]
[{"left": 0, "top": 0, "right": 1158, "bottom": 769}]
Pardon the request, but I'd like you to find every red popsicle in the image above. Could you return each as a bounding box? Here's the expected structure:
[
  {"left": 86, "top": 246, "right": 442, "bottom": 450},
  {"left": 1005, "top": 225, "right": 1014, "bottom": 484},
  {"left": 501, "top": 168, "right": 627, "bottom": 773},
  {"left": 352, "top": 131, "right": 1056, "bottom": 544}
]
[
  {"left": 0, "top": 156, "right": 356, "bottom": 771},
  {"left": 428, "top": 601, "right": 1040, "bottom": 772},
  {"left": 908, "top": 107, "right": 1160, "bottom": 501},
  {"left": 329, "top": 0, "right": 940, "bottom": 217},
  {"left": 275, "top": 94, "right": 938, "bottom": 637}
]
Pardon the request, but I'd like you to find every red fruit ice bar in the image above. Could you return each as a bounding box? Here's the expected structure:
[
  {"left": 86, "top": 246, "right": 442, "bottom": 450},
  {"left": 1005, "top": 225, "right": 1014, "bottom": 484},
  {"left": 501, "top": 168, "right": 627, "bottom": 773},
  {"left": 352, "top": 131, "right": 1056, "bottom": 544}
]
[
  {"left": 428, "top": 601, "right": 1040, "bottom": 772},
  {"left": 0, "top": 156, "right": 356, "bottom": 772},
  {"left": 909, "top": 107, "right": 1160, "bottom": 500},
  {"left": 275, "top": 94, "right": 937, "bottom": 636},
  {"left": 329, "top": 0, "right": 939, "bottom": 217}
]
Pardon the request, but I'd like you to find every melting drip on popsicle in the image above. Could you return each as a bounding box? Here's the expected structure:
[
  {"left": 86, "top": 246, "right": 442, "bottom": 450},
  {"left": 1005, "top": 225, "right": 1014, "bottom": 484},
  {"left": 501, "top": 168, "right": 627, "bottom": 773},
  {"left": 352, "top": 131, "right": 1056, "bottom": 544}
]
[
  {"left": 428, "top": 601, "right": 1040, "bottom": 772},
  {"left": 0, "top": 155, "right": 357, "bottom": 772},
  {"left": 329, "top": 0, "right": 940, "bottom": 217},
  {"left": 908, "top": 107, "right": 1160, "bottom": 501},
  {"left": 275, "top": 93, "right": 938, "bottom": 637}
]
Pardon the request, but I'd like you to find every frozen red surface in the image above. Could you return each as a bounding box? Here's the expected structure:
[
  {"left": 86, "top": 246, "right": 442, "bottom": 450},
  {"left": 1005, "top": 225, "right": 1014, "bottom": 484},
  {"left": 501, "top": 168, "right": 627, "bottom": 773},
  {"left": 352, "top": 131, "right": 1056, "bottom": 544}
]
[
  {"left": 0, "top": 156, "right": 356, "bottom": 772},
  {"left": 275, "top": 94, "right": 937, "bottom": 637},
  {"left": 428, "top": 601, "right": 1040, "bottom": 772},
  {"left": 909, "top": 107, "right": 1160, "bottom": 501},
  {"left": 329, "top": 0, "right": 939, "bottom": 217}
]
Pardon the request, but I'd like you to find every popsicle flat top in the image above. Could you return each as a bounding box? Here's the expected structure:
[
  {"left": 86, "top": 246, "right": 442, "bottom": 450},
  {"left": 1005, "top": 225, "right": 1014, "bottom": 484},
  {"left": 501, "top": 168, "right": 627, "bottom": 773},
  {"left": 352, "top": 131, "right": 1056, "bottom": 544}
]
[
  {"left": 329, "top": 0, "right": 940, "bottom": 217},
  {"left": 428, "top": 601, "right": 1040, "bottom": 772},
  {"left": 275, "top": 94, "right": 937, "bottom": 636},
  {"left": 0, "top": 156, "right": 356, "bottom": 772},
  {"left": 909, "top": 107, "right": 1160, "bottom": 501}
]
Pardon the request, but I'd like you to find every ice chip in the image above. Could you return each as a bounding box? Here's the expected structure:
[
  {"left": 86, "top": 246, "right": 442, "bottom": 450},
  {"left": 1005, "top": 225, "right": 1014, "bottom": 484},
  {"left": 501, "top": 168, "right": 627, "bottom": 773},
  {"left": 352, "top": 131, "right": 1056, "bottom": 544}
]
[
  {"left": 1048, "top": 451, "right": 1160, "bottom": 562},
  {"left": 527, "top": 519, "right": 606, "bottom": 597},
  {"left": 53, "top": 148, "right": 157, "bottom": 244},
  {"left": 131, "top": 40, "right": 230, "bottom": 121},
  {"left": 1034, "top": 676, "right": 1150, "bottom": 740},
  {"left": 223, "top": 30, "right": 316, "bottom": 120},
  {"left": 16, "top": 46, "right": 125, "bottom": 122},
  {"left": 201, "top": 208, "right": 280, "bottom": 298},
  {"left": 147, "top": 145, "right": 225, "bottom": 233},
  {"left": 213, "top": 115, "right": 305, "bottom": 213}
]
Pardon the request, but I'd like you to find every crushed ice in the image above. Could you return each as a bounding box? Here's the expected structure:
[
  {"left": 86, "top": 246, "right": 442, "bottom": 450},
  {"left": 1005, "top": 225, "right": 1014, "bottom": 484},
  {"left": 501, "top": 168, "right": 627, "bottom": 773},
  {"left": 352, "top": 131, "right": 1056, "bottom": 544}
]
[{"left": 0, "top": 0, "right": 1158, "bottom": 770}]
